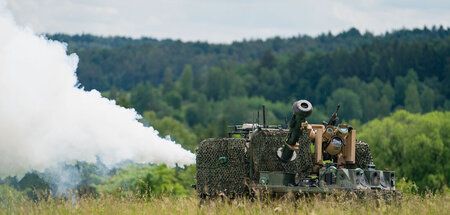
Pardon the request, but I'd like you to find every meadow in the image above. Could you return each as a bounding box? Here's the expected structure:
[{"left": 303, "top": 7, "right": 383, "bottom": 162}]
[{"left": 1, "top": 185, "right": 448, "bottom": 215}]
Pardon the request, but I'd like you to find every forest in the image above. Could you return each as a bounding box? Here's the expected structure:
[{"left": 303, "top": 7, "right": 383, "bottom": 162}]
[
  {"left": 47, "top": 26, "right": 449, "bottom": 141},
  {"left": 1, "top": 27, "right": 448, "bottom": 200}
]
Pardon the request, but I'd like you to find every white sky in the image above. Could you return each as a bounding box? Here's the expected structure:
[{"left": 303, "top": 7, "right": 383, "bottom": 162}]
[{"left": 5, "top": 0, "right": 450, "bottom": 43}]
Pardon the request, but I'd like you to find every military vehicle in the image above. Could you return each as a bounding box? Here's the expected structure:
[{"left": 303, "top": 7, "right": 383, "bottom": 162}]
[{"left": 195, "top": 100, "right": 398, "bottom": 198}]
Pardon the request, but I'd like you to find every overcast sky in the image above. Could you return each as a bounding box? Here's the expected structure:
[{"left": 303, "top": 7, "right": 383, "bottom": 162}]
[{"left": 5, "top": 0, "right": 450, "bottom": 43}]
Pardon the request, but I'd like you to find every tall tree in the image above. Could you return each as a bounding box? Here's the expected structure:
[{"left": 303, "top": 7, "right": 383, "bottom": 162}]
[
  {"left": 130, "top": 83, "right": 158, "bottom": 113},
  {"left": 162, "top": 68, "right": 175, "bottom": 94},
  {"left": 404, "top": 82, "right": 422, "bottom": 113},
  {"left": 178, "top": 65, "right": 194, "bottom": 100},
  {"left": 259, "top": 50, "right": 276, "bottom": 69},
  {"left": 420, "top": 86, "right": 435, "bottom": 113}
]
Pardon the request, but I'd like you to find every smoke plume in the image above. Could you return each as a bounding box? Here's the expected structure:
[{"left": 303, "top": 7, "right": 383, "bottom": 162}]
[{"left": 0, "top": 2, "right": 195, "bottom": 177}]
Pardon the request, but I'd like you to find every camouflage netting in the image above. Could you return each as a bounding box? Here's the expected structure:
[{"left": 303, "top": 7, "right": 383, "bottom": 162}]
[
  {"left": 355, "top": 140, "right": 374, "bottom": 169},
  {"left": 196, "top": 138, "right": 249, "bottom": 196},
  {"left": 250, "top": 129, "right": 313, "bottom": 179}
]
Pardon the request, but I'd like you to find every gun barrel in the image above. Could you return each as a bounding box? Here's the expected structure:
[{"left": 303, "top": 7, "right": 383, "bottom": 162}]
[
  {"left": 278, "top": 100, "right": 313, "bottom": 162},
  {"left": 327, "top": 104, "right": 340, "bottom": 126}
]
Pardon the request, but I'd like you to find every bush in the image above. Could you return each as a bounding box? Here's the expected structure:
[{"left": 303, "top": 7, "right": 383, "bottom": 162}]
[
  {"left": 358, "top": 111, "right": 450, "bottom": 192},
  {"left": 95, "top": 164, "right": 194, "bottom": 197}
]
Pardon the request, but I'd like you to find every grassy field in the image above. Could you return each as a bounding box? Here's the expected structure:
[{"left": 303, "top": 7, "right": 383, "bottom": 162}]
[{"left": 1, "top": 187, "right": 449, "bottom": 215}]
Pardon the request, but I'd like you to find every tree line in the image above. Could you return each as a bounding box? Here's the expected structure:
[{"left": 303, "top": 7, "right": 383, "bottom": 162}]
[{"left": 48, "top": 26, "right": 449, "bottom": 91}]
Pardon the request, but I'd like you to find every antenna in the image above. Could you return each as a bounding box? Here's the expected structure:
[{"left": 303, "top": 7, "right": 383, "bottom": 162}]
[
  {"left": 257, "top": 110, "right": 260, "bottom": 125},
  {"left": 252, "top": 112, "right": 255, "bottom": 128},
  {"left": 252, "top": 112, "right": 256, "bottom": 134},
  {"left": 252, "top": 112, "right": 254, "bottom": 125},
  {"left": 262, "top": 105, "right": 266, "bottom": 128}
]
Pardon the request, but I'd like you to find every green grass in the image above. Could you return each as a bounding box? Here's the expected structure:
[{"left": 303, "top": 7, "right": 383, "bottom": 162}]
[{"left": 1, "top": 186, "right": 448, "bottom": 215}]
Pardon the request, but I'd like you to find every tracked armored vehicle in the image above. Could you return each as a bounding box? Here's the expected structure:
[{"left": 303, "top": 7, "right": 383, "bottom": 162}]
[{"left": 195, "top": 100, "right": 398, "bottom": 198}]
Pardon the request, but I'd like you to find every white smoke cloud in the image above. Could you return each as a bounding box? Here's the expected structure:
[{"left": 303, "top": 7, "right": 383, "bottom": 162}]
[{"left": 0, "top": 2, "right": 195, "bottom": 177}]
